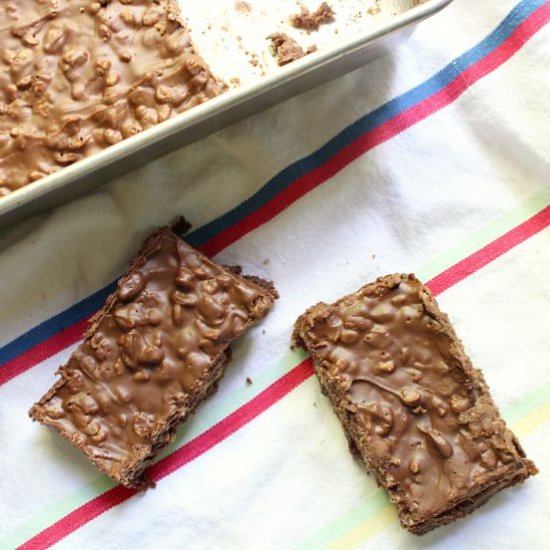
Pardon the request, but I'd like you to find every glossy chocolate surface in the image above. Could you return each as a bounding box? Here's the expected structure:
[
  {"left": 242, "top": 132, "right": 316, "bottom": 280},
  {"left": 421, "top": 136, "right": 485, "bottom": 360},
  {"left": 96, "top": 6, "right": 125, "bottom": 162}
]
[
  {"left": 295, "top": 274, "right": 536, "bottom": 533},
  {"left": 0, "top": 0, "right": 220, "bottom": 193},
  {"left": 30, "top": 227, "right": 276, "bottom": 486}
]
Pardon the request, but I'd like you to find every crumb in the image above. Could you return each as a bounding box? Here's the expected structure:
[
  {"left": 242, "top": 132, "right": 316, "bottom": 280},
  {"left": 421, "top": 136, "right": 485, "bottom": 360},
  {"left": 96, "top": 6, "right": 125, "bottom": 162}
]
[
  {"left": 306, "top": 45, "right": 318, "bottom": 55},
  {"left": 235, "top": 1, "right": 251, "bottom": 13},
  {"left": 372, "top": 254, "right": 376, "bottom": 259},
  {"left": 290, "top": 2, "right": 335, "bottom": 31},
  {"left": 267, "top": 33, "right": 306, "bottom": 66},
  {"left": 229, "top": 77, "right": 241, "bottom": 85},
  {"left": 367, "top": 1, "right": 381, "bottom": 16},
  {"left": 261, "top": 259, "right": 270, "bottom": 266},
  {"left": 246, "top": 377, "right": 253, "bottom": 385},
  {"left": 262, "top": 329, "right": 266, "bottom": 335}
]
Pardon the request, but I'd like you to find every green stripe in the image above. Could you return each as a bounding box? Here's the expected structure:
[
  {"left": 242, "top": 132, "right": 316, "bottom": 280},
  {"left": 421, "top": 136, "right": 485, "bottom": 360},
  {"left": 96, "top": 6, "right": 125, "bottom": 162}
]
[
  {"left": 2, "top": 476, "right": 118, "bottom": 550},
  {"left": 416, "top": 187, "right": 550, "bottom": 282},
  {"left": 298, "top": 490, "right": 390, "bottom": 550},
  {"left": 156, "top": 348, "right": 307, "bottom": 460},
  {"left": 502, "top": 378, "right": 550, "bottom": 425},
  {"left": 1, "top": 349, "right": 307, "bottom": 549},
  {"left": 298, "top": 378, "right": 550, "bottom": 549}
]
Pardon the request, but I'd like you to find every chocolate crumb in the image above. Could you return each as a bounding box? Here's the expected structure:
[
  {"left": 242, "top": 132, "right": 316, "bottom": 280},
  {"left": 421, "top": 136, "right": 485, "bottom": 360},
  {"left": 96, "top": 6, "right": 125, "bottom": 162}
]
[
  {"left": 367, "top": 2, "right": 382, "bottom": 16},
  {"left": 290, "top": 3, "right": 335, "bottom": 31},
  {"left": 235, "top": 1, "right": 251, "bottom": 13},
  {"left": 246, "top": 377, "right": 253, "bottom": 385},
  {"left": 267, "top": 33, "right": 306, "bottom": 66}
]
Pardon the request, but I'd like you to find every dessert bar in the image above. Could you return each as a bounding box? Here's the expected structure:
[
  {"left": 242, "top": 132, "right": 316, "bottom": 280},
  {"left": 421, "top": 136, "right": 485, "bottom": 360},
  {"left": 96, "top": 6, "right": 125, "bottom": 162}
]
[
  {"left": 294, "top": 274, "right": 537, "bottom": 534},
  {"left": 30, "top": 223, "right": 277, "bottom": 487}
]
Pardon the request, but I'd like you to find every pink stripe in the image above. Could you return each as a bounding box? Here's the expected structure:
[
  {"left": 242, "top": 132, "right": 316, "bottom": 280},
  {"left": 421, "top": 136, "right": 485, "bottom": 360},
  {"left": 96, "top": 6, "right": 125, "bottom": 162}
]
[
  {"left": 0, "top": 318, "right": 90, "bottom": 386},
  {"left": 427, "top": 204, "right": 550, "bottom": 296},
  {"left": 19, "top": 360, "right": 314, "bottom": 550},
  {"left": 200, "top": 1, "right": 550, "bottom": 258}
]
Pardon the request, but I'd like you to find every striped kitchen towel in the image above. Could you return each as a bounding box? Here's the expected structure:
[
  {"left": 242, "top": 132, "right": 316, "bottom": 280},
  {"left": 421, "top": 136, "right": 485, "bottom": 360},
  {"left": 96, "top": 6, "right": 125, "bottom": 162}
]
[{"left": 0, "top": 0, "right": 549, "bottom": 548}]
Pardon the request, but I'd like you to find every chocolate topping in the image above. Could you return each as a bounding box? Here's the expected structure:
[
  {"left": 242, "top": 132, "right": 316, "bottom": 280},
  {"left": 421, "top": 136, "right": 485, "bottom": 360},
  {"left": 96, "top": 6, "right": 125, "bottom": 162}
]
[
  {"left": 30, "top": 226, "right": 276, "bottom": 487},
  {"left": 294, "top": 274, "right": 537, "bottom": 534},
  {"left": 0, "top": 0, "right": 222, "bottom": 194}
]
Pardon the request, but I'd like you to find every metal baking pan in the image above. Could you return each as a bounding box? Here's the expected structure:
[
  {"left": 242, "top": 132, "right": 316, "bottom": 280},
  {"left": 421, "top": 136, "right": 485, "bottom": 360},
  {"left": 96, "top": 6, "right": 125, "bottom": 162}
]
[{"left": 0, "top": 0, "right": 453, "bottom": 229}]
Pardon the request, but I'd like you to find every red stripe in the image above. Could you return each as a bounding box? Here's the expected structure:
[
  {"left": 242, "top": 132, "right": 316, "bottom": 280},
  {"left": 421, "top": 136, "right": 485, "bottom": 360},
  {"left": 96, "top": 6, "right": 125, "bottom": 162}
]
[
  {"left": 0, "top": 318, "right": 90, "bottom": 386},
  {"left": 200, "top": 1, "right": 550, "bottom": 258},
  {"left": 19, "top": 360, "right": 314, "bottom": 550},
  {"left": 427, "top": 204, "right": 550, "bottom": 296}
]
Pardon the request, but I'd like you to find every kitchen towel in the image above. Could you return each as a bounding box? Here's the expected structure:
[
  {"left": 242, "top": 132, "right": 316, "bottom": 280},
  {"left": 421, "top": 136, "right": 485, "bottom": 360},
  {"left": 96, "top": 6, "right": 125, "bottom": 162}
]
[{"left": 0, "top": 0, "right": 549, "bottom": 548}]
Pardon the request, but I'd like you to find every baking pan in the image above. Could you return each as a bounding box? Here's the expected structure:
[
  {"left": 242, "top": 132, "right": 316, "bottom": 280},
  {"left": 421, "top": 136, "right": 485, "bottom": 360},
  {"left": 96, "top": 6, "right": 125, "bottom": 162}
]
[{"left": 0, "top": 0, "right": 453, "bottom": 229}]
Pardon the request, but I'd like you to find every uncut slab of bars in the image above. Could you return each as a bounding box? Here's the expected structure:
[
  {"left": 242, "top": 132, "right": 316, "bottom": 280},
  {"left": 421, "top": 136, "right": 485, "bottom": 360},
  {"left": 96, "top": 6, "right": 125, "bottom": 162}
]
[{"left": 0, "top": 0, "right": 221, "bottom": 193}]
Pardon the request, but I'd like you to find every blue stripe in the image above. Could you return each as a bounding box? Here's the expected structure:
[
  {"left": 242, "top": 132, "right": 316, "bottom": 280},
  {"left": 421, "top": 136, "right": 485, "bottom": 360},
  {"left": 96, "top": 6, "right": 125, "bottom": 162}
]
[
  {"left": 0, "top": 0, "right": 544, "bottom": 371},
  {"left": 0, "top": 283, "right": 116, "bottom": 366},
  {"left": 186, "top": 0, "right": 546, "bottom": 246}
]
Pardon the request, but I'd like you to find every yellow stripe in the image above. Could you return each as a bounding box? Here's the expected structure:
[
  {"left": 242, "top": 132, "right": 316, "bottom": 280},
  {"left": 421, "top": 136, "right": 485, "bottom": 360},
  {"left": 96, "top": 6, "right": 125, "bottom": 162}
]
[
  {"left": 327, "top": 404, "right": 550, "bottom": 549},
  {"left": 327, "top": 506, "right": 397, "bottom": 550},
  {"left": 513, "top": 400, "right": 550, "bottom": 438}
]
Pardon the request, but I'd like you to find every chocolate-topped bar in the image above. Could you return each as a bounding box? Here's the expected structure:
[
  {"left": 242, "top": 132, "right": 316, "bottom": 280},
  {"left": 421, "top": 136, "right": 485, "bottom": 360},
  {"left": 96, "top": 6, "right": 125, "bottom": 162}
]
[
  {"left": 0, "top": 0, "right": 222, "bottom": 194},
  {"left": 30, "top": 223, "right": 277, "bottom": 488},
  {"left": 294, "top": 274, "right": 537, "bottom": 534}
]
